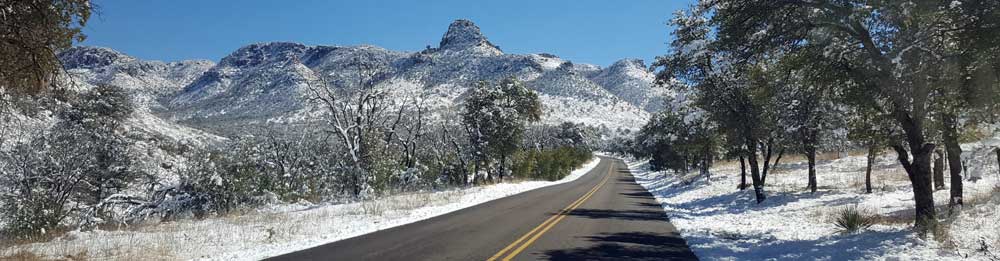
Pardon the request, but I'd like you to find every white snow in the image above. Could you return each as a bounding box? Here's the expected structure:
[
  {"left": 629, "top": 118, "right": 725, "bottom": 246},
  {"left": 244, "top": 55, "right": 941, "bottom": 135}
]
[
  {"left": 627, "top": 141, "right": 1000, "bottom": 260},
  {"left": 2, "top": 157, "right": 601, "bottom": 260}
]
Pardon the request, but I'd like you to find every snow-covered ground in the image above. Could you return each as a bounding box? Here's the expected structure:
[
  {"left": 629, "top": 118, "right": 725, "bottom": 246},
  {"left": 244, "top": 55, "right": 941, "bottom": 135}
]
[
  {"left": 1, "top": 157, "right": 601, "bottom": 260},
  {"left": 629, "top": 141, "right": 1000, "bottom": 260}
]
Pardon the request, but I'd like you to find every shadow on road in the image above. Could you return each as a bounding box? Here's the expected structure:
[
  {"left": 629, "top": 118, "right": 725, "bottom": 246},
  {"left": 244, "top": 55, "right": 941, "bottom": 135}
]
[
  {"left": 562, "top": 208, "right": 670, "bottom": 222},
  {"left": 542, "top": 232, "right": 698, "bottom": 260}
]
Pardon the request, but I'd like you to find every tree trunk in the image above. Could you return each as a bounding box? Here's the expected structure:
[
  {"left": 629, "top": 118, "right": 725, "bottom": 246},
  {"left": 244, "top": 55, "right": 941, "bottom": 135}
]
[
  {"left": 760, "top": 140, "right": 774, "bottom": 185},
  {"left": 865, "top": 143, "right": 876, "bottom": 194},
  {"left": 996, "top": 148, "right": 1000, "bottom": 181},
  {"left": 682, "top": 156, "right": 689, "bottom": 175},
  {"left": 473, "top": 158, "right": 481, "bottom": 185},
  {"left": 773, "top": 148, "right": 785, "bottom": 172},
  {"left": 806, "top": 146, "right": 817, "bottom": 194},
  {"left": 701, "top": 157, "right": 710, "bottom": 182},
  {"left": 943, "top": 115, "right": 963, "bottom": 206},
  {"left": 738, "top": 155, "right": 748, "bottom": 190},
  {"left": 933, "top": 150, "right": 945, "bottom": 190},
  {"left": 746, "top": 138, "right": 766, "bottom": 203},
  {"left": 883, "top": 95, "right": 936, "bottom": 232},
  {"left": 803, "top": 130, "right": 818, "bottom": 194},
  {"left": 892, "top": 142, "right": 937, "bottom": 233},
  {"left": 499, "top": 155, "right": 505, "bottom": 183}
]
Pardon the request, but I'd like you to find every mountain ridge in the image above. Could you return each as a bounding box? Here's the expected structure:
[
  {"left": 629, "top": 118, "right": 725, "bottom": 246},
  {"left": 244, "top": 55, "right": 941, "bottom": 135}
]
[{"left": 60, "top": 19, "right": 667, "bottom": 134}]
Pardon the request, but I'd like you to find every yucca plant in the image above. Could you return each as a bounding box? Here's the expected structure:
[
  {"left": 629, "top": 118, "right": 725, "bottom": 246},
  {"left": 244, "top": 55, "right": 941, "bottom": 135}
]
[{"left": 833, "top": 206, "right": 877, "bottom": 234}]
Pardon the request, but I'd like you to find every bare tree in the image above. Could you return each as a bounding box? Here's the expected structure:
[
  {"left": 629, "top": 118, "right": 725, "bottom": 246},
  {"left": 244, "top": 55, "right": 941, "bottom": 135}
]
[{"left": 306, "top": 56, "right": 395, "bottom": 198}]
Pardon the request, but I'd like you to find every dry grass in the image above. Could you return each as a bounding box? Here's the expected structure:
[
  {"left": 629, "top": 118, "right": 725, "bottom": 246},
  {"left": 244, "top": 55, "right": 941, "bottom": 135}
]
[
  {"left": 962, "top": 185, "right": 1000, "bottom": 207},
  {"left": 0, "top": 250, "right": 43, "bottom": 261},
  {"left": 843, "top": 167, "right": 910, "bottom": 192},
  {"left": 0, "top": 249, "right": 90, "bottom": 261},
  {"left": 0, "top": 187, "right": 477, "bottom": 260}
]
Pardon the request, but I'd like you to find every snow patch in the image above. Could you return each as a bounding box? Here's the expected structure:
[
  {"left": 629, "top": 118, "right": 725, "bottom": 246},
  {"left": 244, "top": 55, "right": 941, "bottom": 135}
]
[{"left": 627, "top": 143, "right": 1000, "bottom": 260}]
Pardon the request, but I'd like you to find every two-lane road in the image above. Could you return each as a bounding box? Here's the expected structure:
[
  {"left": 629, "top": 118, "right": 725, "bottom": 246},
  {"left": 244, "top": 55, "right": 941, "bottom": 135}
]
[{"left": 269, "top": 156, "right": 697, "bottom": 260}]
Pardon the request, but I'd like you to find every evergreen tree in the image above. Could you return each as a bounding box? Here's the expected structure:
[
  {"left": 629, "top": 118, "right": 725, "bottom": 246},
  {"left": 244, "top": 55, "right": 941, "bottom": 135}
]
[
  {"left": 462, "top": 78, "right": 542, "bottom": 183},
  {"left": 0, "top": 0, "right": 91, "bottom": 96}
]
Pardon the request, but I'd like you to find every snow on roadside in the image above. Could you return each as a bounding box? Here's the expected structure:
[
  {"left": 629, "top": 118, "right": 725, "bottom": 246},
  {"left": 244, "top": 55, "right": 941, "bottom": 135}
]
[
  {"left": 627, "top": 144, "right": 1000, "bottom": 260},
  {"left": 3, "top": 157, "right": 601, "bottom": 260}
]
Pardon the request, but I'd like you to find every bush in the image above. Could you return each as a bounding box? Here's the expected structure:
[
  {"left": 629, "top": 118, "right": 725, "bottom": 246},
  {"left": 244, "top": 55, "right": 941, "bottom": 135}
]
[
  {"left": 0, "top": 86, "right": 141, "bottom": 238},
  {"left": 180, "top": 137, "right": 329, "bottom": 214},
  {"left": 832, "top": 206, "right": 877, "bottom": 234},
  {"left": 512, "top": 147, "right": 592, "bottom": 181}
]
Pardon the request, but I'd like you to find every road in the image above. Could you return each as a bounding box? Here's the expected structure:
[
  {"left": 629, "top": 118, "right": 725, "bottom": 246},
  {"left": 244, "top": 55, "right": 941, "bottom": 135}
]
[{"left": 268, "top": 156, "right": 697, "bottom": 260}]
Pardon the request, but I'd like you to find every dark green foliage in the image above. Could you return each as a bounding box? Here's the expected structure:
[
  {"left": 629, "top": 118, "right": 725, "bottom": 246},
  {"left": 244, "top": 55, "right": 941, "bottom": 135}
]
[
  {"left": 0, "top": 0, "right": 91, "bottom": 96},
  {"left": 59, "top": 85, "right": 137, "bottom": 206},
  {"left": 462, "top": 78, "right": 543, "bottom": 181},
  {"left": 632, "top": 102, "right": 719, "bottom": 174},
  {"left": 180, "top": 134, "right": 339, "bottom": 214},
  {"left": 511, "top": 147, "right": 593, "bottom": 181}
]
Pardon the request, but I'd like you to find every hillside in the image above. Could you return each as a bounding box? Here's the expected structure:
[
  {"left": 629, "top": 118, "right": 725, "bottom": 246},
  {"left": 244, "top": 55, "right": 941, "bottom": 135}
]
[{"left": 60, "top": 19, "right": 667, "bottom": 135}]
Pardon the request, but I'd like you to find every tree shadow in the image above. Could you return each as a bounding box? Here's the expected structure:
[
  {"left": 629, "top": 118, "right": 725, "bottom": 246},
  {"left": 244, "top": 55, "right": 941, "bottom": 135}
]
[
  {"left": 561, "top": 208, "right": 671, "bottom": 222},
  {"left": 634, "top": 202, "right": 664, "bottom": 209},
  {"left": 620, "top": 190, "right": 658, "bottom": 200},
  {"left": 682, "top": 229, "right": 912, "bottom": 260},
  {"left": 643, "top": 190, "right": 830, "bottom": 222},
  {"left": 542, "top": 232, "right": 698, "bottom": 260}
]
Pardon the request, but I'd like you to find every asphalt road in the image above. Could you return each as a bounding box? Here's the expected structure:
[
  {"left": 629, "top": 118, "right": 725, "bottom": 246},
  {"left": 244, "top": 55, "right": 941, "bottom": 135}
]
[{"left": 268, "top": 156, "right": 697, "bottom": 260}]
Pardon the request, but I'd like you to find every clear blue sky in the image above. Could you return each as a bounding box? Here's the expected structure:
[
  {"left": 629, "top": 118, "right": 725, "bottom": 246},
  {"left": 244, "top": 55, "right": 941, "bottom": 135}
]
[{"left": 82, "top": 0, "right": 692, "bottom": 66}]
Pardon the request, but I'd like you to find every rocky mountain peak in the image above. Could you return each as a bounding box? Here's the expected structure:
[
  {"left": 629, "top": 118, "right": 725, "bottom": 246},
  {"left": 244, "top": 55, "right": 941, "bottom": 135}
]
[
  {"left": 608, "top": 59, "right": 647, "bottom": 71},
  {"left": 59, "top": 46, "right": 137, "bottom": 69},
  {"left": 438, "top": 19, "right": 499, "bottom": 52},
  {"left": 219, "top": 42, "right": 309, "bottom": 68}
]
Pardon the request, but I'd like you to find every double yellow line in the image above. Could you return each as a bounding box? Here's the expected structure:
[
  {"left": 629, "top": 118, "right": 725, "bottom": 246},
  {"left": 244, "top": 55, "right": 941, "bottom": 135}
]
[{"left": 487, "top": 162, "right": 614, "bottom": 261}]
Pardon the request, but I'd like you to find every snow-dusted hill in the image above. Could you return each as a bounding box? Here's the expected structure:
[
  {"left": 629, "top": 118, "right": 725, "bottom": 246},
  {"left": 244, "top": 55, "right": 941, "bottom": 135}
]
[
  {"left": 59, "top": 46, "right": 214, "bottom": 109},
  {"left": 590, "top": 59, "right": 670, "bottom": 112},
  {"left": 61, "top": 19, "right": 668, "bottom": 134},
  {"left": 56, "top": 46, "right": 226, "bottom": 146}
]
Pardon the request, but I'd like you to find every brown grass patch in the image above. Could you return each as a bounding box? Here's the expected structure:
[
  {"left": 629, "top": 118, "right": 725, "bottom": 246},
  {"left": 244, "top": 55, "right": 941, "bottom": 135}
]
[
  {"left": 0, "top": 250, "right": 43, "bottom": 261},
  {"left": 963, "top": 185, "right": 1000, "bottom": 207}
]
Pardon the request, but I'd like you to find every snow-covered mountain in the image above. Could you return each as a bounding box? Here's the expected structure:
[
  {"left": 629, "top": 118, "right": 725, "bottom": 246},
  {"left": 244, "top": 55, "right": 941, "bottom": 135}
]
[
  {"left": 590, "top": 59, "right": 669, "bottom": 112},
  {"left": 59, "top": 46, "right": 214, "bottom": 103},
  {"left": 61, "top": 19, "right": 667, "bottom": 134},
  {"left": 56, "top": 46, "right": 225, "bottom": 146}
]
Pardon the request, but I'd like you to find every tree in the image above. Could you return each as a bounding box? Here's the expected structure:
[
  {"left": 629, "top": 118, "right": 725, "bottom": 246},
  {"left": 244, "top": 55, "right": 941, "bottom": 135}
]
[
  {"left": 0, "top": 85, "right": 139, "bottom": 236},
  {"left": 634, "top": 92, "right": 720, "bottom": 181},
  {"left": 703, "top": 0, "right": 1000, "bottom": 233},
  {"left": 848, "top": 106, "right": 896, "bottom": 194},
  {"left": 0, "top": 0, "right": 91, "bottom": 96},
  {"left": 461, "top": 78, "right": 542, "bottom": 183},
  {"left": 306, "top": 55, "right": 400, "bottom": 198},
  {"left": 57, "top": 85, "right": 137, "bottom": 209},
  {"left": 634, "top": 111, "right": 689, "bottom": 173},
  {"left": 769, "top": 50, "right": 845, "bottom": 193},
  {"left": 653, "top": 6, "right": 785, "bottom": 203}
]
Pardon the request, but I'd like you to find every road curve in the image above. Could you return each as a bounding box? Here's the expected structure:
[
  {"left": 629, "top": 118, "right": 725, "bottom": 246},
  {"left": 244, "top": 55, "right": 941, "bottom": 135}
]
[{"left": 267, "top": 156, "right": 697, "bottom": 260}]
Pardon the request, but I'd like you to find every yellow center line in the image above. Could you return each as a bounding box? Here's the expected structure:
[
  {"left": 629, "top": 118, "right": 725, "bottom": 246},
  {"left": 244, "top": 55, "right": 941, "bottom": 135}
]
[{"left": 487, "top": 161, "right": 615, "bottom": 261}]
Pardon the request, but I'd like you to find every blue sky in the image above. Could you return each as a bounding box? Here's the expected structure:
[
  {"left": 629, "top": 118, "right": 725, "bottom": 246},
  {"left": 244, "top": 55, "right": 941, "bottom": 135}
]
[{"left": 82, "top": 0, "right": 691, "bottom": 66}]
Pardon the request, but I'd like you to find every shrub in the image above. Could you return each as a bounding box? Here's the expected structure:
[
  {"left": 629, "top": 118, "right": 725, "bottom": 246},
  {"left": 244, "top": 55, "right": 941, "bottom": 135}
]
[
  {"left": 832, "top": 206, "right": 877, "bottom": 234},
  {"left": 0, "top": 86, "right": 141, "bottom": 238},
  {"left": 512, "top": 147, "right": 592, "bottom": 181}
]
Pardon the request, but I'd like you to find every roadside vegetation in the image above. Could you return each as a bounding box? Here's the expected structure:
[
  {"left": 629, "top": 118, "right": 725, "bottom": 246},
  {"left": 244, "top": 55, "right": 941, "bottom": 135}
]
[{"left": 0, "top": 0, "right": 597, "bottom": 247}]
